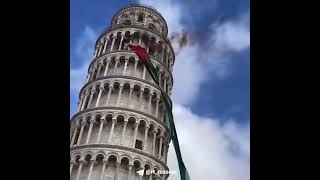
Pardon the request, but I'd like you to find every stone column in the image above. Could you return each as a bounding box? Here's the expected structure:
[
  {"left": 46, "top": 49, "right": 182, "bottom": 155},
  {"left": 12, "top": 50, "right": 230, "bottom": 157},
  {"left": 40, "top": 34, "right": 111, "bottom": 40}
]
[
  {"left": 86, "top": 71, "right": 91, "bottom": 83},
  {"left": 155, "top": 98, "right": 160, "bottom": 118},
  {"left": 134, "top": 13, "right": 138, "bottom": 21},
  {"left": 138, "top": 35, "right": 142, "bottom": 45},
  {"left": 70, "top": 121, "right": 80, "bottom": 147},
  {"left": 123, "top": 59, "right": 129, "bottom": 75},
  {"left": 99, "top": 161, "right": 108, "bottom": 180},
  {"left": 98, "top": 44, "right": 103, "bottom": 56},
  {"left": 127, "top": 164, "right": 133, "bottom": 180},
  {"left": 146, "top": 42, "right": 149, "bottom": 53},
  {"left": 134, "top": 59, "right": 138, "bottom": 77},
  {"left": 148, "top": 94, "right": 152, "bottom": 114},
  {"left": 80, "top": 92, "right": 89, "bottom": 111},
  {"left": 128, "top": 86, "right": 134, "bottom": 108},
  {"left": 105, "top": 85, "right": 113, "bottom": 106},
  {"left": 139, "top": 90, "right": 144, "bottom": 111},
  {"left": 162, "top": 143, "right": 167, "bottom": 162},
  {"left": 77, "top": 120, "right": 87, "bottom": 146},
  {"left": 96, "top": 63, "right": 103, "bottom": 78},
  {"left": 102, "top": 38, "right": 109, "bottom": 53},
  {"left": 143, "top": 15, "right": 147, "bottom": 26},
  {"left": 114, "top": 162, "right": 120, "bottom": 180},
  {"left": 89, "top": 68, "right": 96, "bottom": 81},
  {"left": 143, "top": 125, "right": 149, "bottom": 151},
  {"left": 132, "top": 122, "right": 139, "bottom": 148},
  {"left": 94, "top": 48, "right": 98, "bottom": 58},
  {"left": 142, "top": 66, "right": 146, "bottom": 79},
  {"left": 166, "top": 53, "right": 169, "bottom": 67},
  {"left": 77, "top": 95, "right": 84, "bottom": 112},
  {"left": 121, "top": 119, "right": 128, "bottom": 145},
  {"left": 113, "top": 58, "right": 119, "bottom": 74},
  {"left": 96, "top": 119, "right": 105, "bottom": 143},
  {"left": 95, "top": 86, "right": 104, "bottom": 107},
  {"left": 164, "top": 144, "right": 169, "bottom": 163},
  {"left": 129, "top": 32, "right": 133, "bottom": 44},
  {"left": 162, "top": 107, "right": 166, "bottom": 123},
  {"left": 103, "top": 60, "right": 110, "bottom": 76},
  {"left": 108, "top": 118, "right": 117, "bottom": 143},
  {"left": 70, "top": 161, "right": 75, "bottom": 175},
  {"left": 87, "top": 88, "right": 96, "bottom": 108},
  {"left": 158, "top": 134, "right": 164, "bottom": 158},
  {"left": 116, "top": 85, "right": 123, "bottom": 106},
  {"left": 152, "top": 130, "right": 157, "bottom": 155},
  {"left": 87, "top": 160, "right": 95, "bottom": 180},
  {"left": 163, "top": 77, "right": 167, "bottom": 92},
  {"left": 75, "top": 159, "right": 84, "bottom": 180},
  {"left": 110, "top": 35, "right": 116, "bottom": 51},
  {"left": 85, "top": 118, "right": 95, "bottom": 144},
  {"left": 161, "top": 47, "right": 165, "bottom": 63},
  {"left": 139, "top": 168, "right": 143, "bottom": 180},
  {"left": 119, "top": 34, "right": 125, "bottom": 50}
]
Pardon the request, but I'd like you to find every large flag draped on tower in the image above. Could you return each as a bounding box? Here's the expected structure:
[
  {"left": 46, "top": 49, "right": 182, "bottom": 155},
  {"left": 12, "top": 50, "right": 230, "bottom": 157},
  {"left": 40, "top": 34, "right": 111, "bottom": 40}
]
[{"left": 129, "top": 44, "right": 190, "bottom": 180}]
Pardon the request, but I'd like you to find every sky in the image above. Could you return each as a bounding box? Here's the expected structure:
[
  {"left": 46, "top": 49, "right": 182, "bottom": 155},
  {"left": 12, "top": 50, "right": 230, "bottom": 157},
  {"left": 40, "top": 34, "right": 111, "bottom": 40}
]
[{"left": 71, "top": 0, "right": 250, "bottom": 180}]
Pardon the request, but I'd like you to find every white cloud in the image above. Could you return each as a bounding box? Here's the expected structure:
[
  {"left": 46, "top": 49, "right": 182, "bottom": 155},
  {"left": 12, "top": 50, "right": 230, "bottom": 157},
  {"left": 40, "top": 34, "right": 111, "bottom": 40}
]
[
  {"left": 167, "top": 104, "right": 250, "bottom": 180},
  {"left": 171, "top": 44, "right": 208, "bottom": 105},
  {"left": 210, "top": 12, "right": 250, "bottom": 53},
  {"left": 140, "top": 0, "right": 250, "bottom": 105}
]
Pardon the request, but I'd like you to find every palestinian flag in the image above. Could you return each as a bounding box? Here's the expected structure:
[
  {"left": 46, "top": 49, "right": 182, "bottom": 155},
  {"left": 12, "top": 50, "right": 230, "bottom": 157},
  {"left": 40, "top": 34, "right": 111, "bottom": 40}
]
[{"left": 129, "top": 44, "right": 190, "bottom": 180}]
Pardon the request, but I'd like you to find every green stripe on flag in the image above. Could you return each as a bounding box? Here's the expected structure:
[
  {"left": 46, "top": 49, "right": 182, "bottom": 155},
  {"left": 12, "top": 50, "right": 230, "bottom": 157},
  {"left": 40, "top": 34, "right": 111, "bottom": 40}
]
[{"left": 144, "top": 58, "right": 190, "bottom": 180}]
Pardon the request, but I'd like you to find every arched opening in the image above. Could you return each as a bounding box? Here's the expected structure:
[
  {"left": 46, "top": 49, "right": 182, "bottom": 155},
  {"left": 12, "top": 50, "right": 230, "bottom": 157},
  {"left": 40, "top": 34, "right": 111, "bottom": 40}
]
[
  {"left": 127, "top": 56, "right": 136, "bottom": 76},
  {"left": 133, "top": 160, "right": 142, "bottom": 179},
  {"left": 122, "top": 31, "right": 131, "bottom": 50},
  {"left": 131, "top": 32, "right": 140, "bottom": 45},
  {"left": 127, "top": 116, "right": 137, "bottom": 146},
  {"left": 148, "top": 23, "right": 157, "bottom": 31},
  {"left": 95, "top": 154, "right": 104, "bottom": 165},
  {"left": 84, "top": 154, "right": 92, "bottom": 164},
  {"left": 118, "top": 56, "right": 126, "bottom": 75},
  {"left": 113, "top": 32, "right": 122, "bottom": 51},
  {"left": 138, "top": 13, "right": 144, "bottom": 23},
  {"left": 157, "top": 41, "right": 163, "bottom": 60},
  {"left": 144, "top": 164, "right": 151, "bottom": 180},
  {"left": 141, "top": 33, "right": 149, "bottom": 49},
  {"left": 106, "top": 34, "right": 114, "bottom": 51},
  {"left": 75, "top": 155, "right": 81, "bottom": 164},
  {"left": 149, "top": 37, "right": 157, "bottom": 58},
  {"left": 120, "top": 157, "right": 130, "bottom": 174},
  {"left": 124, "top": 19, "right": 131, "bottom": 25}
]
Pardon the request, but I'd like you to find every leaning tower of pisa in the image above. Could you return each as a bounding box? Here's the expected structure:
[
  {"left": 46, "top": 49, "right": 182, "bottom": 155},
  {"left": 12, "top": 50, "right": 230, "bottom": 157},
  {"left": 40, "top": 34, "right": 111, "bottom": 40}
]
[{"left": 70, "top": 4, "right": 175, "bottom": 180}]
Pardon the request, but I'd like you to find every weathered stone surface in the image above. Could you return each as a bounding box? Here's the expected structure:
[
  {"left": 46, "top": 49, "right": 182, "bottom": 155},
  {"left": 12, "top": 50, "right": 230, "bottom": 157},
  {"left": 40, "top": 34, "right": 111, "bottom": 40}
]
[{"left": 70, "top": 4, "right": 174, "bottom": 180}]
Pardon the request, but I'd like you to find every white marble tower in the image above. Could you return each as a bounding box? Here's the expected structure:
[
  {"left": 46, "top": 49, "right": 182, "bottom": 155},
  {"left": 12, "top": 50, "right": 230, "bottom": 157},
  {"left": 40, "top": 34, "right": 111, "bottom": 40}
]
[{"left": 70, "top": 4, "right": 175, "bottom": 180}]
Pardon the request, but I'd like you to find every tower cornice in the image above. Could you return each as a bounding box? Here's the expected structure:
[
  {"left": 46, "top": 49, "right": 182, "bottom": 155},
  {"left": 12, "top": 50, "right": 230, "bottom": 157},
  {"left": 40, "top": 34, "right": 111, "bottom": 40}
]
[
  {"left": 111, "top": 4, "right": 168, "bottom": 36},
  {"left": 70, "top": 106, "right": 170, "bottom": 133},
  {"left": 88, "top": 51, "right": 174, "bottom": 84},
  {"left": 79, "top": 75, "right": 171, "bottom": 100},
  {"left": 70, "top": 143, "right": 169, "bottom": 170}
]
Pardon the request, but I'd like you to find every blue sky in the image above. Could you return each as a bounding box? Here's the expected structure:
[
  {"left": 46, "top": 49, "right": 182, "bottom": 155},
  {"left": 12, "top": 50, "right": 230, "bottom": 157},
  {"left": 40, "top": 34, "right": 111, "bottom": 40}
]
[{"left": 71, "top": 0, "right": 250, "bottom": 179}]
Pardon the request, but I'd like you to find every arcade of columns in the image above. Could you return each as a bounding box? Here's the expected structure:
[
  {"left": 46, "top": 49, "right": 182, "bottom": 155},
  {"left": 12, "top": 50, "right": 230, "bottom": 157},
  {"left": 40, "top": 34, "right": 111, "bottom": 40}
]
[{"left": 70, "top": 4, "right": 175, "bottom": 180}]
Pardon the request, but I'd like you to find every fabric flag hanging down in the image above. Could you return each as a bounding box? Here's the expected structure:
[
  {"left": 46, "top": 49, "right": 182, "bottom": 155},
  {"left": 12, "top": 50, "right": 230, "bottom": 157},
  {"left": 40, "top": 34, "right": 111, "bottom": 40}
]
[{"left": 129, "top": 44, "right": 190, "bottom": 180}]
